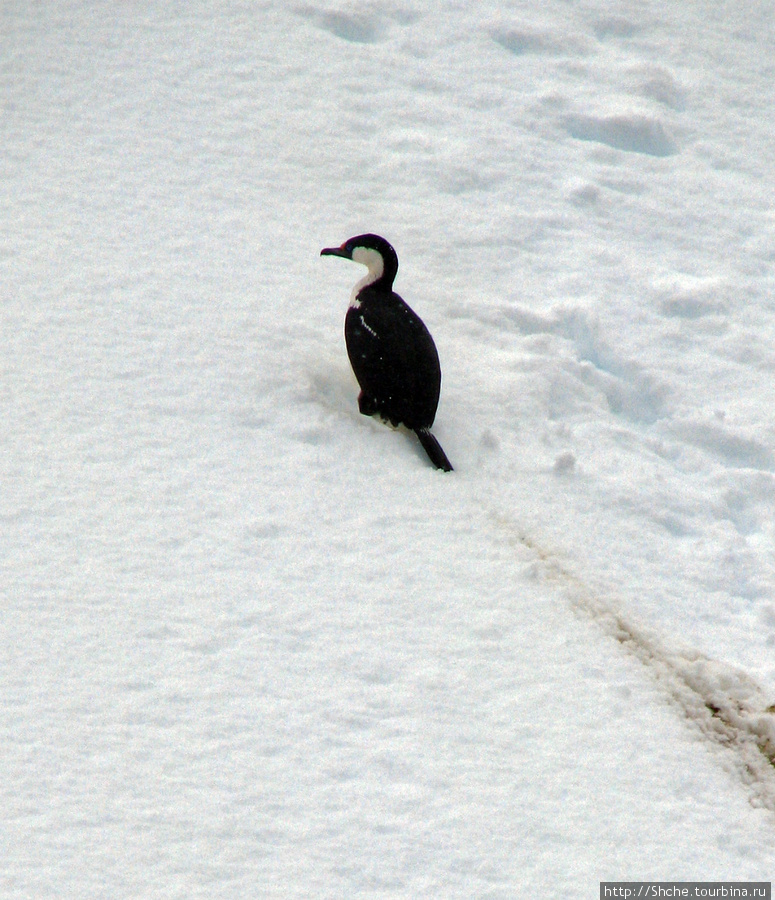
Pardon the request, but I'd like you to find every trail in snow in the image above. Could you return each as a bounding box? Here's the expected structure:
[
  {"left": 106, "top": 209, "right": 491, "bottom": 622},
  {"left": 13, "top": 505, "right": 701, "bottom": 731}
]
[{"left": 491, "top": 511, "right": 775, "bottom": 810}]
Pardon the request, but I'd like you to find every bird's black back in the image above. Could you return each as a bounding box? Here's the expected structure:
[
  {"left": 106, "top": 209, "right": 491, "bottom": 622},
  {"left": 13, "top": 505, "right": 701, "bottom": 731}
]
[{"left": 345, "top": 286, "right": 441, "bottom": 431}]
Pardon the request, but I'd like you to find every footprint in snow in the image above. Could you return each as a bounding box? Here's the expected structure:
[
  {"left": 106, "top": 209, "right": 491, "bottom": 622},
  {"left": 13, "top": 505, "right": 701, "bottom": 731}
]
[
  {"left": 668, "top": 420, "right": 775, "bottom": 472},
  {"left": 491, "top": 26, "right": 592, "bottom": 57},
  {"left": 296, "top": 5, "right": 418, "bottom": 44},
  {"left": 296, "top": 6, "right": 383, "bottom": 43},
  {"left": 565, "top": 111, "right": 678, "bottom": 157}
]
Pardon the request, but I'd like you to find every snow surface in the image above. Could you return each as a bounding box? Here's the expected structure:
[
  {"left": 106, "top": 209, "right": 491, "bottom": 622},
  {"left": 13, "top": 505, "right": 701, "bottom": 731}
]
[{"left": 2, "top": 0, "right": 775, "bottom": 896}]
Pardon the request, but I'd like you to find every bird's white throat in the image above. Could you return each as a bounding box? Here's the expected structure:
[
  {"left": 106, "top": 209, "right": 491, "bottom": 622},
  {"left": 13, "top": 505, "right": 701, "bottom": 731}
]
[{"left": 349, "top": 247, "right": 384, "bottom": 308}]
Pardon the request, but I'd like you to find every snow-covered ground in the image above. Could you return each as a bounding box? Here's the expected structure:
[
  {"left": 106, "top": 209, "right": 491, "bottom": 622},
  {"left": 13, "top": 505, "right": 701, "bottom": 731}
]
[{"left": 2, "top": 1, "right": 775, "bottom": 896}]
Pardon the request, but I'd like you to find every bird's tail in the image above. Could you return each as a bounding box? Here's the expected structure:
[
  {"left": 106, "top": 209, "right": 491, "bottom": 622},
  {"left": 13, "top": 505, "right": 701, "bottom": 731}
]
[{"left": 414, "top": 428, "right": 454, "bottom": 472}]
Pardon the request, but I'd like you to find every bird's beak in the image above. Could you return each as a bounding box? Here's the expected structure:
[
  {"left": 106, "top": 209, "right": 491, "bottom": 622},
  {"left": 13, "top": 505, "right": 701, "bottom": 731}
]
[{"left": 321, "top": 245, "right": 350, "bottom": 259}]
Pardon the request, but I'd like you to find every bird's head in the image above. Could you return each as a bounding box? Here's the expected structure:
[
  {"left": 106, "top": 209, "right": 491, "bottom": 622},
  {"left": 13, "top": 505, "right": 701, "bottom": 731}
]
[{"left": 321, "top": 233, "right": 398, "bottom": 290}]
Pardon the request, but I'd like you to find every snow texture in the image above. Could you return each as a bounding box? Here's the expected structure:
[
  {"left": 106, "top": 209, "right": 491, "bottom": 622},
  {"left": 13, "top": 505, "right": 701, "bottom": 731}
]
[{"left": 2, "top": 0, "right": 775, "bottom": 896}]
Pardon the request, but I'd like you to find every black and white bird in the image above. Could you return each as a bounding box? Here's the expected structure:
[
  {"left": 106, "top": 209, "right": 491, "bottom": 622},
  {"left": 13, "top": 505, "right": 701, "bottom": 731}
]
[{"left": 321, "top": 233, "right": 453, "bottom": 472}]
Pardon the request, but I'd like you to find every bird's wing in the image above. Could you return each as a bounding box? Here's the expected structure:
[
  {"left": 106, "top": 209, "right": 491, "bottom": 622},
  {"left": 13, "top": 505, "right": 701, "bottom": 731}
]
[{"left": 345, "top": 292, "right": 441, "bottom": 428}]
